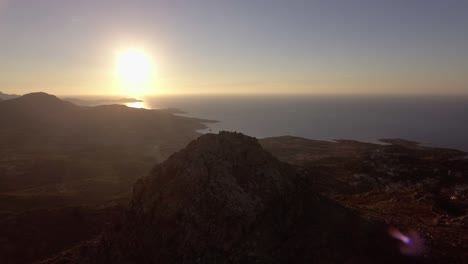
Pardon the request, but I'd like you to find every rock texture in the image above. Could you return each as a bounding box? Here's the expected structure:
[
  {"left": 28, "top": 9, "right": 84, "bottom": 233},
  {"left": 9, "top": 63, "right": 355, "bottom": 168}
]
[{"left": 41, "top": 132, "right": 410, "bottom": 264}]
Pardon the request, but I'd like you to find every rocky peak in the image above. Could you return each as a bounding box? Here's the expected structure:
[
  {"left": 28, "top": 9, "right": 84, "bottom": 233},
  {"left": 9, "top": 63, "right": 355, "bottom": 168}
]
[
  {"left": 41, "top": 132, "right": 407, "bottom": 264},
  {"left": 132, "top": 131, "right": 295, "bottom": 214},
  {"left": 122, "top": 132, "right": 298, "bottom": 262}
]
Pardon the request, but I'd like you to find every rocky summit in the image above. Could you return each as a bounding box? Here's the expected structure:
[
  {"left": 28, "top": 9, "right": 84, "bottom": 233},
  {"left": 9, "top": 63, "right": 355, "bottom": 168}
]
[{"left": 41, "top": 132, "right": 411, "bottom": 264}]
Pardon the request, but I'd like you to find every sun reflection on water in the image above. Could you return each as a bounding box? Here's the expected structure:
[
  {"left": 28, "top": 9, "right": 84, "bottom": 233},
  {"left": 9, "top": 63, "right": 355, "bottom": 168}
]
[{"left": 126, "top": 101, "right": 147, "bottom": 109}]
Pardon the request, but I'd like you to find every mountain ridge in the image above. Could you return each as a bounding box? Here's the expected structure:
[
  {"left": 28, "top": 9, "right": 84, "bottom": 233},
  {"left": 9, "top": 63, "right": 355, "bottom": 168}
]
[
  {"left": 0, "top": 91, "right": 20, "bottom": 100},
  {"left": 0, "top": 92, "right": 209, "bottom": 216},
  {"left": 40, "top": 132, "right": 407, "bottom": 264}
]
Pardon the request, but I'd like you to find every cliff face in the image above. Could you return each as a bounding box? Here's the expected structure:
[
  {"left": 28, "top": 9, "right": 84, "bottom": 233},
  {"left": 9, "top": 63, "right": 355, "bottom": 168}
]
[
  {"left": 125, "top": 132, "right": 297, "bottom": 263},
  {"left": 42, "top": 132, "right": 407, "bottom": 264}
]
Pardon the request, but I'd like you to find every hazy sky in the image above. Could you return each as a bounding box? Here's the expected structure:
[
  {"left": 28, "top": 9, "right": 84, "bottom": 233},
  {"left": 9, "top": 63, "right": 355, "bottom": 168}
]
[{"left": 1, "top": 0, "right": 467, "bottom": 95}]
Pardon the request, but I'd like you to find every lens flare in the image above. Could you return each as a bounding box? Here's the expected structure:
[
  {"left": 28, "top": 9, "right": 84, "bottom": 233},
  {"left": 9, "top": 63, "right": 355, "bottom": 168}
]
[{"left": 388, "top": 226, "right": 426, "bottom": 256}]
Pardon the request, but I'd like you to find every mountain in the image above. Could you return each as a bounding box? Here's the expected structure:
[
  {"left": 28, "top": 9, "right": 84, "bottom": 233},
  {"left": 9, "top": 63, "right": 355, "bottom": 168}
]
[
  {"left": 0, "top": 91, "right": 210, "bottom": 147},
  {"left": 0, "top": 92, "right": 80, "bottom": 125},
  {"left": 3, "top": 92, "right": 71, "bottom": 106},
  {"left": 2, "top": 92, "right": 466, "bottom": 263},
  {"left": 0, "top": 92, "right": 211, "bottom": 213},
  {"left": 41, "top": 132, "right": 407, "bottom": 264},
  {"left": 0, "top": 91, "right": 20, "bottom": 100}
]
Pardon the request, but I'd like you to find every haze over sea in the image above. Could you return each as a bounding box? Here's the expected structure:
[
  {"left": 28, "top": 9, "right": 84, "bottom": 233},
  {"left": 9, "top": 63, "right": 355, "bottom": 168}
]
[{"left": 130, "top": 95, "right": 468, "bottom": 151}]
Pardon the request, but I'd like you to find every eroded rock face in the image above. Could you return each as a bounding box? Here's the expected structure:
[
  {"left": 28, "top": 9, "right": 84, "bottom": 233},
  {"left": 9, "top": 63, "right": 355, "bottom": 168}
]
[
  {"left": 129, "top": 132, "right": 296, "bottom": 258},
  {"left": 42, "top": 132, "right": 407, "bottom": 264},
  {"left": 96, "top": 132, "right": 302, "bottom": 263}
]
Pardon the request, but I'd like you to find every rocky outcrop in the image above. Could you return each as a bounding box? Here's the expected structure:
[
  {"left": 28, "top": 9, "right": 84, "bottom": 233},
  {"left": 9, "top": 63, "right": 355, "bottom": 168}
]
[{"left": 41, "top": 132, "right": 408, "bottom": 264}]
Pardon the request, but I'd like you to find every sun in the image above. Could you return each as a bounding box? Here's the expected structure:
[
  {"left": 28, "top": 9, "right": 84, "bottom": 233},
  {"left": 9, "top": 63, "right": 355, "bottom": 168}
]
[{"left": 115, "top": 48, "right": 155, "bottom": 95}]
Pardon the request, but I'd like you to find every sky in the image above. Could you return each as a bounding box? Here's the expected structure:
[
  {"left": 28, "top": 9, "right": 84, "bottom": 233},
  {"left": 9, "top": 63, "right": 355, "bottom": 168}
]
[{"left": 0, "top": 0, "right": 467, "bottom": 96}]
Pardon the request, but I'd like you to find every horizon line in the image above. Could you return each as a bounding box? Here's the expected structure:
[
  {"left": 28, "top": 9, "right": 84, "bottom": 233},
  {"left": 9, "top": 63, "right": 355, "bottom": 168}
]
[{"left": 3, "top": 90, "right": 468, "bottom": 98}]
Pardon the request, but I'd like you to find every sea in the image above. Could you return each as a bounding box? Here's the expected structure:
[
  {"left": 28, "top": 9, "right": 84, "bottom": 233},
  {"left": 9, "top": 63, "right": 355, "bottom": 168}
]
[{"left": 125, "top": 95, "right": 468, "bottom": 152}]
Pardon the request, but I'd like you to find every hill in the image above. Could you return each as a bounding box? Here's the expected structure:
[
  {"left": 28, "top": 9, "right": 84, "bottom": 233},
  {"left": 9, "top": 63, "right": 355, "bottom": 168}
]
[
  {"left": 40, "top": 132, "right": 407, "bottom": 264},
  {"left": 0, "top": 92, "right": 212, "bottom": 213},
  {"left": 0, "top": 91, "right": 20, "bottom": 100}
]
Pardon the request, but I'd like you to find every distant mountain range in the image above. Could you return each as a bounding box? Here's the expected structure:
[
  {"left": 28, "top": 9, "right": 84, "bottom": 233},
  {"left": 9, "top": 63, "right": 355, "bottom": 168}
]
[
  {"left": 0, "top": 91, "right": 144, "bottom": 106},
  {"left": 0, "top": 92, "right": 213, "bottom": 212},
  {"left": 0, "top": 91, "right": 20, "bottom": 100}
]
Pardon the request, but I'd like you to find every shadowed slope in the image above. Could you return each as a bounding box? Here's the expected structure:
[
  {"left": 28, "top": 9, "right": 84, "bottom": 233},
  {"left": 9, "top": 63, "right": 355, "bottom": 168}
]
[
  {"left": 0, "top": 92, "right": 209, "bottom": 211},
  {"left": 41, "top": 132, "right": 409, "bottom": 264}
]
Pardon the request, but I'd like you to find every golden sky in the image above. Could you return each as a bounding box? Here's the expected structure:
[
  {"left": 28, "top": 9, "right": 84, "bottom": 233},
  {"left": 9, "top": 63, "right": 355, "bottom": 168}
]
[{"left": 0, "top": 0, "right": 467, "bottom": 96}]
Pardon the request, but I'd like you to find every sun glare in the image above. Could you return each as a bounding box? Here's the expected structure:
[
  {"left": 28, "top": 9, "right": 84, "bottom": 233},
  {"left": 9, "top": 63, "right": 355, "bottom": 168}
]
[{"left": 115, "top": 48, "right": 155, "bottom": 95}]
